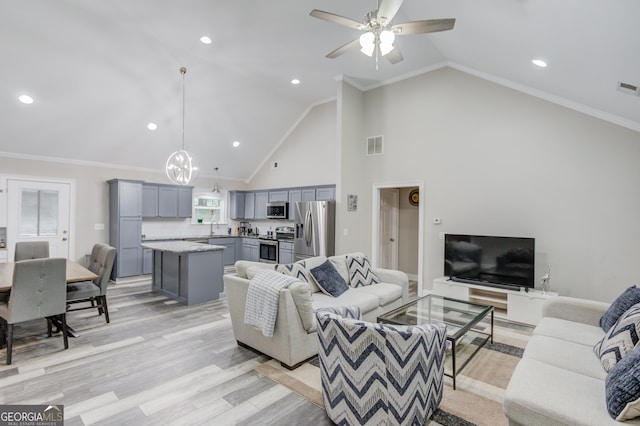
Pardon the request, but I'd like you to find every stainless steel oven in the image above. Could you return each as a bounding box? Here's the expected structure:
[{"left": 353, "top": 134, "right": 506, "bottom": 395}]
[{"left": 259, "top": 239, "right": 278, "bottom": 263}]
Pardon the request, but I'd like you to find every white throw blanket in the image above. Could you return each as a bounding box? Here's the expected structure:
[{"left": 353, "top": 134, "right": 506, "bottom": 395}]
[{"left": 244, "top": 269, "right": 299, "bottom": 337}]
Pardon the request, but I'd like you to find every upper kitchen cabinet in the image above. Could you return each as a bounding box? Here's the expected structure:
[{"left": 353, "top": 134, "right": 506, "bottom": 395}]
[
  {"left": 244, "top": 192, "right": 255, "bottom": 219},
  {"left": 288, "top": 190, "right": 301, "bottom": 206},
  {"left": 229, "top": 191, "right": 245, "bottom": 220},
  {"left": 142, "top": 184, "right": 193, "bottom": 219},
  {"left": 302, "top": 188, "right": 316, "bottom": 202},
  {"left": 315, "top": 186, "right": 336, "bottom": 201},
  {"left": 254, "top": 192, "right": 268, "bottom": 219},
  {"left": 268, "top": 190, "right": 288, "bottom": 202},
  {"left": 142, "top": 184, "right": 159, "bottom": 218}
]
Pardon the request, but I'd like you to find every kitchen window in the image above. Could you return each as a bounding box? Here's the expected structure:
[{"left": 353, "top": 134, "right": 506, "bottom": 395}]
[{"left": 192, "top": 190, "right": 227, "bottom": 225}]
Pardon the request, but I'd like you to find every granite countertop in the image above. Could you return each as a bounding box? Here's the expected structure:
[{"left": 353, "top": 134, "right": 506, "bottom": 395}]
[
  {"left": 140, "top": 241, "right": 225, "bottom": 253},
  {"left": 142, "top": 234, "right": 262, "bottom": 242}
]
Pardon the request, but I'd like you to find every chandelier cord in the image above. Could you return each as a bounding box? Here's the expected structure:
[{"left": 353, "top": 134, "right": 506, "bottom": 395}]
[{"left": 180, "top": 67, "right": 186, "bottom": 151}]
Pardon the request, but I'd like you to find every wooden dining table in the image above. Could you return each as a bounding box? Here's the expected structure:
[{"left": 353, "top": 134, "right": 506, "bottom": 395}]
[{"left": 0, "top": 259, "right": 99, "bottom": 290}]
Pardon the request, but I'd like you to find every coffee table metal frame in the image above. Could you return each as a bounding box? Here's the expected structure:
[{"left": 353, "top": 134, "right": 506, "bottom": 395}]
[{"left": 377, "top": 294, "right": 494, "bottom": 390}]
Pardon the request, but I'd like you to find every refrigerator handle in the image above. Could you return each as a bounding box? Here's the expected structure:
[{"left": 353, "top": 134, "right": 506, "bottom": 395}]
[{"left": 304, "top": 209, "right": 312, "bottom": 247}]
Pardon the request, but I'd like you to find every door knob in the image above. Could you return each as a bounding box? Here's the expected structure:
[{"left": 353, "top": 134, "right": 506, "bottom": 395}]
[
  {"left": 390, "top": 238, "right": 395, "bottom": 242},
  {"left": 62, "top": 237, "right": 68, "bottom": 241}
]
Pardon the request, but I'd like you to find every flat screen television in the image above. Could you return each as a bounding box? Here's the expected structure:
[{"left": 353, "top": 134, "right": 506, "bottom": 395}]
[{"left": 444, "top": 234, "right": 535, "bottom": 290}]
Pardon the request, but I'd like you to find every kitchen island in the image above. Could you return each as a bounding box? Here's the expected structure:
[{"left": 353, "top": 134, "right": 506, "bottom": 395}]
[{"left": 140, "top": 241, "right": 224, "bottom": 305}]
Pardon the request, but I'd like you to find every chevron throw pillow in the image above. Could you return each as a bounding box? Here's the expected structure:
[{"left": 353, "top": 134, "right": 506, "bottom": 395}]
[
  {"left": 594, "top": 303, "right": 640, "bottom": 372},
  {"left": 275, "top": 261, "right": 312, "bottom": 283},
  {"left": 606, "top": 343, "right": 640, "bottom": 421},
  {"left": 346, "top": 255, "right": 379, "bottom": 287}
]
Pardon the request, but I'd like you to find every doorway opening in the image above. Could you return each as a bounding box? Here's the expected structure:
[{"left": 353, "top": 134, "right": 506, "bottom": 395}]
[{"left": 372, "top": 182, "right": 424, "bottom": 296}]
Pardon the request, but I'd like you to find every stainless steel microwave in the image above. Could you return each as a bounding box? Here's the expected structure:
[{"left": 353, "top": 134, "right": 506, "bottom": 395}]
[{"left": 266, "top": 202, "right": 289, "bottom": 219}]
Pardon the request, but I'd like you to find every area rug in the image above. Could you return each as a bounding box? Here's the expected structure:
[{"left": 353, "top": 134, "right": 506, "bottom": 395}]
[{"left": 255, "top": 317, "right": 533, "bottom": 426}]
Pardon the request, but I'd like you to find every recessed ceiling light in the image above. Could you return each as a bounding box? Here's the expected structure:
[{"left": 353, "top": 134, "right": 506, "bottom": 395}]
[
  {"left": 532, "top": 59, "right": 547, "bottom": 68},
  {"left": 147, "top": 122, "right": 158, "bottom": 131},
  {"left": 18, "top": 94, "right": 34, "bottom": 104},
  {"left": 232, "top": 141, "right": 240, "bottom": 148},
  {"left": 291, "top": 78, "right": 300, "bottom": 85},
  {"left": 200, "top": 35, "right": 212, "bottom": 45}
]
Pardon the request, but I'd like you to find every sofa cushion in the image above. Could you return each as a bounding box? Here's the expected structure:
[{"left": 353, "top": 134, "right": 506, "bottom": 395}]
[
  {"left": 504, "top": 357, "right": 619, "bottom": 426},
  {"left": 328, "top": 255, "right": 351, "bottom": 285},
  {"left": 312, "top": 289, "right": 380, "bottom": 315},
  {"left": 354, "top": 283, "right": 403, "bottom": 307},
  {"left": 235, "top": 260, "right": 272, "bottom": 279},
  {"left": 523, "top": 335, "right": 607, "bottom": 380},
  {"left": 606, "top": 343, "right": 640, "bottom": 421},
  {"left": 600, "top": 285, "right": 640, "bottom": 332},
  {"left": 275, "top": 261, "right": 314, "bottom": 284},
  {"left": 288, "top": 281, "right": 316, "bottom": 333},
  {"left": 533, "top": 317, "right": 605, "bottom": 346},
  {"left": 346, "top": 254, "right": 379, "bottom": 288},
  {"left": 594, "top": 303, "right": 640, "bottom": 372},
  {"left": 310, "top": 260, "right": 349, "bottom": 297}
]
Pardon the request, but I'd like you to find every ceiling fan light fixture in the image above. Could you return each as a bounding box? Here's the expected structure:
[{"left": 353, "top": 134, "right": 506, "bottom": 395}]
[
  {"left": 359, "top": 31, "right": 375, "bottom": 56},
  {"left": 379, "top": 30, "right": 395, "bottom": 56}
]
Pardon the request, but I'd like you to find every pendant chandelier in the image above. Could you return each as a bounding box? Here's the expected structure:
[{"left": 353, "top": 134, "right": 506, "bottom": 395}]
[{"left": 166, "top": 67, "right": 199, "bottom": 185}]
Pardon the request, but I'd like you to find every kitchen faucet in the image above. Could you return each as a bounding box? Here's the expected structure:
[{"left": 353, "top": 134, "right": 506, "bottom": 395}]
[{"left": 210, "top": 220, "right": 219, "bottom": 236}]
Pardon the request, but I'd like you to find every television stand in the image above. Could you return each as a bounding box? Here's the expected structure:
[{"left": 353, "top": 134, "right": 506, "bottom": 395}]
[{"left": 432, "top": 277, "right": 558, "bottom": 325}]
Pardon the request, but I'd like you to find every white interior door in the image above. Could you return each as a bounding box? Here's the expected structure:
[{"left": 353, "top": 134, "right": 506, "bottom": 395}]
[
  {"left": 7, "top": 179, "right": 71, "bottom": 261},
  {"left": 379, "top": 188, "right": 399, "bottom": 269}
]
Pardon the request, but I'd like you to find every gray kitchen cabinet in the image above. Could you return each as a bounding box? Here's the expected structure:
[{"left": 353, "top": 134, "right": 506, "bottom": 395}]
[
  {"left": 244, "top": 192, "right": 255, "bottom": 219},
  {"left": 142, "top": 247, "right": 153, "bottom": 274},
  {"left": 229, "top": 191, "right": 246, "bottom": 220},
  {"left": 142, "top": 184, "right": 159, "bottom": 218},
  {"left": 254, "top": 192, "right": 268, "bottom": 219},
  {"left": 108, "top": 179, "right": 143, "bottom": 278},
  {"left": 158, "top": 186, "right": 178, "bottom": 217},
  {"left": 242, "top": 238, "right": 259, "bottom": 262},
  {"left": 177, "top": 187, "right": 192, "bottom": 218},
  {"left": 302, "top": 188, "right": 316, "bottom": 201},
  {"left": 279, "top": 240, "right": 294, "bottom": 264},
  {"left": 288, "top": 190, "right": 301, "bottom": 205},
  {"left": 315, "top": 186, "right": 336, "bottom": 201},
  {"left": 208, "top": 237, "right": 236, "bottom": 265},
  {"left": 143, "top": 183, "right": 192, "bottom": 219},
  {"left": 268, "top": 190, "right": 288, "bottom": 202}
]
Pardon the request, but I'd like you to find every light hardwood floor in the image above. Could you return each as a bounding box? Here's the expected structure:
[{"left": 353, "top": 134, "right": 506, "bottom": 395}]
[{"left": 0, "top": 278, "right": 333, "bottom": 425}]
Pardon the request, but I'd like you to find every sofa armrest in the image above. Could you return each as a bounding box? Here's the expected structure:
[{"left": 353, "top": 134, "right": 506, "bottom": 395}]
[
  {"left": 542, "top": 296, "right": 610, "bottom": 327},
  {"left": 371, "top": 268, "right": 409, "bottom": 303}
]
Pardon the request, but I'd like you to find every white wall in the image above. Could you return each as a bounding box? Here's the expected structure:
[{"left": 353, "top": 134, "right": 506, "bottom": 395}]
[
  {"left": 336, "top": 67, "right": 640, "bottom": 302},
  {"left": 248, "top": 100, "right": 337, "bottom": 189},
  {"left": 0, "top": 156, "right": 246, "bottom": 261}
]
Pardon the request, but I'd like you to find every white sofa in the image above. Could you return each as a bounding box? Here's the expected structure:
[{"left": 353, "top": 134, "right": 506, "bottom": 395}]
[
  {"left": 223, "top": 253, "right": 409, "bottom": 369},
  {"left": 503, "top": 296, "right": 640, "bottom": 425}
]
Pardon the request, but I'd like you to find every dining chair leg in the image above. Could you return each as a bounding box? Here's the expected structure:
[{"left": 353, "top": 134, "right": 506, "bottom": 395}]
[
  {"left": 0, "top": 321, "right": 5, "bottom": 349},
  {"left": 101, "top": 296, "right": 110, "bottom": 324},
  {"left": 61, "top": 314, "right": 69, "bottom": 350},
  {"left": 47, "top": 317, "right": 53, "bottom": 337},
  {"left": 6, "top": 323, "right": 13, "bottom": 365}
]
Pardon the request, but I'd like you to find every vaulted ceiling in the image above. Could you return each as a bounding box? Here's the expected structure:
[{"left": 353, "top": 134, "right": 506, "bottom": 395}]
[{"left": 1, "top": 0, "right": 638, "bottom": 182}]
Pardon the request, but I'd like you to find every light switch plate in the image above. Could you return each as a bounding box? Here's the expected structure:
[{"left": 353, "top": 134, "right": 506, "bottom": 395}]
[{"left": 94, "top": 223, "right": 105, "bottom": 231}]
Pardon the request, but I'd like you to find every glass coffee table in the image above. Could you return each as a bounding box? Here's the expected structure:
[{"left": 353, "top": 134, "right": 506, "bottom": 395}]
[{"left": 378, "top": 294, "right": 493, "bottom": 390}]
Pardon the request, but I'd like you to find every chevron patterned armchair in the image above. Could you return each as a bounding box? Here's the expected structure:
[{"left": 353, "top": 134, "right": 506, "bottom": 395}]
[{"left": 316, "top": 306, "right": 447, "bottom": 426}]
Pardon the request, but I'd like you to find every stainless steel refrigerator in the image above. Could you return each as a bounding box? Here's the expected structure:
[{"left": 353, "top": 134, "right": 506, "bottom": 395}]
[{"left": 294, "top": 201, "right": 336, "bottom": 261}]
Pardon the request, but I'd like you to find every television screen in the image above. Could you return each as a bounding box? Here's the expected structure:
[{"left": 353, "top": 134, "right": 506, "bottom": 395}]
[{"left": 444, "top": 234, "right": 535, "bottom": 289}]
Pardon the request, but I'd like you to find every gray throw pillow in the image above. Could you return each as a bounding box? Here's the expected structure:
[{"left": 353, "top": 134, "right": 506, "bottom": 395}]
[
  {"left": 310, "top": 260, "right": 349, "bottom": 298},
  {"left": 606, "top": 343, "right": 640, "bottom": 421},
  {"left": 600, "top": 285, "right": 640, "bottom": 331},
  {"left": 594, "top": 303, "right": 640, "bottom": 372}
]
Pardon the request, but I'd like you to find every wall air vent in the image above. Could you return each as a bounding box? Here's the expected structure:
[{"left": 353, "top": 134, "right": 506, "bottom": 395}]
[
  {"left": 617, "top": 81, "right": 640, "bottom": 96},
  {"left": 366, "top": 135, "right": 384, "bottom": 156}
]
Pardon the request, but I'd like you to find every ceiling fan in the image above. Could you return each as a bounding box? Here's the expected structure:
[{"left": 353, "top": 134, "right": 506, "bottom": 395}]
[{"left": 310, "top": 0, "right": 455, "bottom": 68}]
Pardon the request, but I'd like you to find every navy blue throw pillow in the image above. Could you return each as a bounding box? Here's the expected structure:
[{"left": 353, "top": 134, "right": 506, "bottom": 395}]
[
  {"left": 600, "top": 285, "right": 640, "bottom": 331},
  {"left": 310, "top": 260, "right": 348, "bottom": 298},
  {"left": 605, "top": 344, "right": 640, "bottom": 420}
]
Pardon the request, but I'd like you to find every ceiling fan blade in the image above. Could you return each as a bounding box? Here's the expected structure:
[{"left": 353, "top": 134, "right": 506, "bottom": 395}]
[
  {"left": 326, "top": 39, "right": 361, "bottom": 59},
  {"left": 377, "top": 0, "right": 404, "bottom": 24},
  {"left": 385, "top": 46, "right": 404, "bottom": 64},
  {"left": 392, "top": 18, "right": 455, "bottom": 35},
  {"left": 310, "top": 9, "right": 364, "bottom": 30}
]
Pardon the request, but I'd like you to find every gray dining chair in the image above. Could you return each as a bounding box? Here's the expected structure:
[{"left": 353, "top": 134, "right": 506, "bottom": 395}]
[
  {"left": 0, "top": 258, "right": 69, "bottom": 365},
  {"left": 14, "top": 241, "right": 50, "bottom": 261},
  {"left": 66, "top": 243, "right": 116, "bottom": 323}
]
